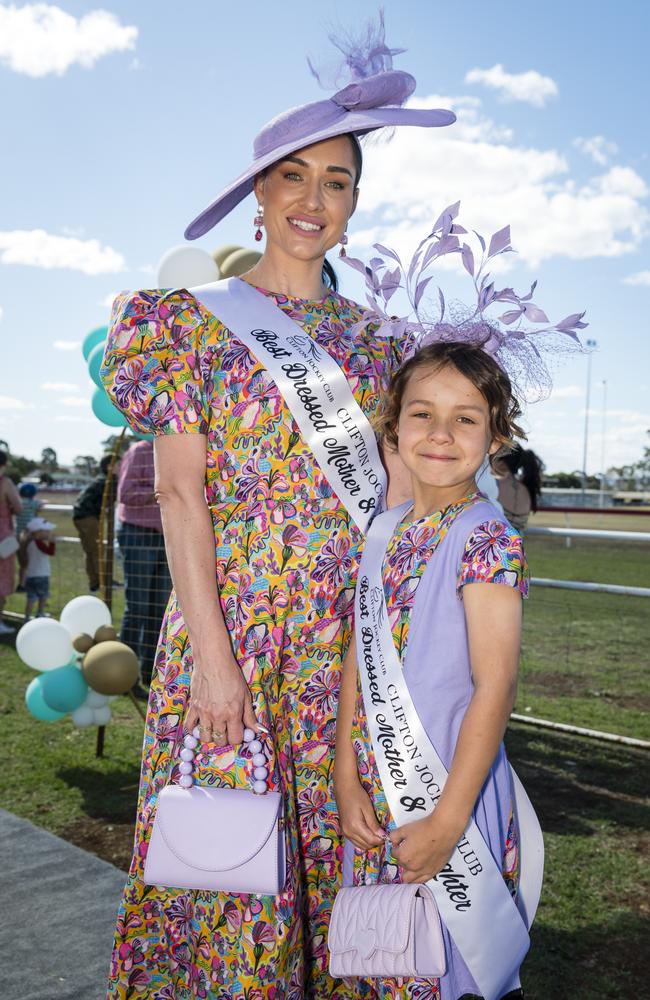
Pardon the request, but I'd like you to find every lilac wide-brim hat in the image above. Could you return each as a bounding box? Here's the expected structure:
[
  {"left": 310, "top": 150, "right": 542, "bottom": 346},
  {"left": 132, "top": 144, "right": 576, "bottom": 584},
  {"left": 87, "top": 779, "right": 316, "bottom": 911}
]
[{"left": 184, "top": 70, "right": 455, "bottom": 240}]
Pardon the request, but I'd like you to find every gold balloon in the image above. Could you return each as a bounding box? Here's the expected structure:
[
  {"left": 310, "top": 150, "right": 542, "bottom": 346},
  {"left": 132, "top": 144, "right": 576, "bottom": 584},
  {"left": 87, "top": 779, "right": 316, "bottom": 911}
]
[
  {"left": 211, "top": 244, "right": 241, "bottom": 269},
  {"left": 82, "top": 640, "right": 139, "bottom": 695},
  {"left": 94, "top": 624, "right": 118, "bottom": 643},
  {"left": 219, "top": 248, "right": 262, "bottom": 278},
  {"left": 72, "top": 633, "right": 94, "bottom": 653}
]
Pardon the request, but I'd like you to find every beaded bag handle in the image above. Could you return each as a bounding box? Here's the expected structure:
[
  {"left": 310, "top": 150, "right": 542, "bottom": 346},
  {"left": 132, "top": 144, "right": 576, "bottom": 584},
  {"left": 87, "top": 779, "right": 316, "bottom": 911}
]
[{"left": 178, "top": 727, "right": 271, "bottom": 795}]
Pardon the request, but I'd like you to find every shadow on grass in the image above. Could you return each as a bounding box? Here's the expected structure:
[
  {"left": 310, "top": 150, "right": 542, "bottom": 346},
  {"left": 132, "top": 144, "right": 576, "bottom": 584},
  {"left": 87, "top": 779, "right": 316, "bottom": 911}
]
[
  {"left": 57, "top": 764, "right": 141, "bottom": 824},
  {"left": 524, "top": 910, "right": 650, "bottom": 999},
  {"left": 505, "top": 724, "right": 650, "bottom": 838}
]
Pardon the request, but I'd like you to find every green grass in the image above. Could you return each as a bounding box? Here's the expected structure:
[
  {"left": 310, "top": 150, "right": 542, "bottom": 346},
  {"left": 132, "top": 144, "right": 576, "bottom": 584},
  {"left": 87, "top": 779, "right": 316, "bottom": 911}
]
[{"left": 517, "top": 535, "right": 650, "bottom": 740}]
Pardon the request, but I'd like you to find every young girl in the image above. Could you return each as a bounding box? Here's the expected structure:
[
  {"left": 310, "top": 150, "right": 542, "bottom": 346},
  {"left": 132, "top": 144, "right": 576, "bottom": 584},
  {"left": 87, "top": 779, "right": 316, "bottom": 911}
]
[{"left": 334, "top": 342, "right": 533, "bottom": 1000}]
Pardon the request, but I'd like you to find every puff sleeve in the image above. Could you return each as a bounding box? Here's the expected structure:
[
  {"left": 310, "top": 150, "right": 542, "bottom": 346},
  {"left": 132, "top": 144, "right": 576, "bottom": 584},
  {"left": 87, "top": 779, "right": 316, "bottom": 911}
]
[
  {"left": 458, "top": 518, "right": 529, "bottom": 597},
  {"left": 100, "top": 289, "right": 213, "bottom": 436}
]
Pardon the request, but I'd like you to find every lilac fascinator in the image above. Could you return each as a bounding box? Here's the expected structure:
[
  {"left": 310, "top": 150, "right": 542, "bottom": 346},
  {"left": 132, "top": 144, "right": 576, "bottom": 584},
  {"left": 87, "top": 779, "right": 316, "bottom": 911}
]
[
  {"left": 185, "top": 11, "right": 455, "bottom": 240},
  {"left": 341, "top": 202, "right": 588, "bottom": 403}
]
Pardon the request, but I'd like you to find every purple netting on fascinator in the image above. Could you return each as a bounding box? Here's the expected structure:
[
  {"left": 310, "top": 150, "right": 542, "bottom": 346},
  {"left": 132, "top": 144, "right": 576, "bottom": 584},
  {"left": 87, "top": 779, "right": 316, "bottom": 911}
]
[
  {"left": 341, "top": 201, "right": 588, "bottom": 403},
  {"left": 308, "top": 7, "right": 406, "bottom": 89}
]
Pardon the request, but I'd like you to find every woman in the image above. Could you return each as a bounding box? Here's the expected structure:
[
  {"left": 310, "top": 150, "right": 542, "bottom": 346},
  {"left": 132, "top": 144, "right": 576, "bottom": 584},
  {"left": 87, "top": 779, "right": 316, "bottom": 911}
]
[
  {"left": 101, "top": 30, "right": 456, "bottom": 1000},
  {"left": 496, "top": 445, "right": 544, "bottom": 531},
  {"left": 0, "top": 451, "right": 21, "bottom": 637}
]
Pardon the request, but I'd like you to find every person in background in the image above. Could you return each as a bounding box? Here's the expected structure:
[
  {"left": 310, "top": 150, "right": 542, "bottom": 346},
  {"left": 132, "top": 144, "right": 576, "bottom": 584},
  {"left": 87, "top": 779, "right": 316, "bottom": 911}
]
[
  {"left": 15, "top": 483, "right": 43, "bottom": 591},
  {"left": 72, "top": 455, "right": 116, "bottom": 593},
  {"left": 496, "top": 444, "right": 544, "bottom": 531},
  {"left": 0, "top": 451, "right": 21, "bottom": 637},
  {"left": 22, "top": 517, "right": 56, "bottom": 620},
  {"left": 117, "top": 440, "right": 171, "bottom": 693}
]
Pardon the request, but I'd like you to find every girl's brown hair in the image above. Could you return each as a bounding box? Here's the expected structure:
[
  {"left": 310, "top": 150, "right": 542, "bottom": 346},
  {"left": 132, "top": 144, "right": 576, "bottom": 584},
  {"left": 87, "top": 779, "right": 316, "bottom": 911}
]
[{"left": 377, "top": 342, "right": 525, "bottom": 464}]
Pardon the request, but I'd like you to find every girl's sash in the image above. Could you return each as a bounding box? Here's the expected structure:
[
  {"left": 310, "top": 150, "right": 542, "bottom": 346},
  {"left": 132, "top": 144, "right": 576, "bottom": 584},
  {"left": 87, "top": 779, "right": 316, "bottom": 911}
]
[
  {"left": 190, "top": 278, "right": 386, "bottom": 532},
  {"left": 354, "top": 503, "right": 544, "bottom": 1000}
]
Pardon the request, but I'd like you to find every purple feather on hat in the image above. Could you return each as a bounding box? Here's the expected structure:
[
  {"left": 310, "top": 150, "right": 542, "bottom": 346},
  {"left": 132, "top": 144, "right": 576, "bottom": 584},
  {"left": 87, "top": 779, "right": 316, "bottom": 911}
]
[{"left": 341, "top": 203, "right": 588, "bottom": 403}]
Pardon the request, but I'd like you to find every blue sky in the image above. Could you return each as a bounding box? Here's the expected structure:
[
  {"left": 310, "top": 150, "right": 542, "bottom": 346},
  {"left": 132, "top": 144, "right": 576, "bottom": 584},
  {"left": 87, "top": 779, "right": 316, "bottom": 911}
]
[{"left": 1, "top": 0, "right": 648, "bottom": 473}]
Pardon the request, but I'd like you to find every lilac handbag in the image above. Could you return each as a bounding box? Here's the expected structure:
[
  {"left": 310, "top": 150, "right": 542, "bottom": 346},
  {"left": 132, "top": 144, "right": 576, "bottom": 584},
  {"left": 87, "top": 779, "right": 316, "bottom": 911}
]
[
  {"left": 144, "top": 729, "right": 286, "bottom": 895},
  {"left": 328, "top": 883, "right": 446, "bottom": 978}
]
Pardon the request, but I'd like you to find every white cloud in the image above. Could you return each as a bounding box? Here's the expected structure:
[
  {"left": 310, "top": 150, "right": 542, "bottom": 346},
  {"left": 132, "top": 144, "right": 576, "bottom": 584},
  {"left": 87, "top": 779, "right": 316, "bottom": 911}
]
[
  {"left": 623, "top": 270, "right": 650, "bottom": 286},
  {"left": 574, "top": 135, "right": 619, "bottom": 167},
  {"left": 0, "top": 305, "right": 3, "bottom": 321},
  {"left": 351, "top": 93, "right": 649, "bottom": 268},
  {"left": 551, "top": 385, "right": 585, "bottom": 399},
  {"left": 54, "top": 415, "right": 94, "bottom": 423},
  {"left": 0, "top": 4, "right": 137, "bottom": 78},
  {"left": 40, "top": 381, "right": 79, "bottom": 391},
  {"left": 0, "top": 230, "right": 125, "bottom": 275},
  {"left": 60, "top": 396, "right": 89, "bottom": 407},
  {"left": 0, "top": 395, "right": 32, "bottom": 410},
  {"left": 53, "top": 340, "right": 81, "bottom": 350},
  {"left": 464, "top": 64, "right": 558, "bottom": 107},
  {"left": 99, "top": 291, "right": 119, "bottom": 309}
]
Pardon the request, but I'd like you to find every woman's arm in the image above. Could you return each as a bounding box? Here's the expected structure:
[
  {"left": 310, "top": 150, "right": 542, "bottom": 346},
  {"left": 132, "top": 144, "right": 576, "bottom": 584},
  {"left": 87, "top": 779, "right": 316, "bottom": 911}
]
[
  {"left": 2, "top": 477, "right": 22, "bottom": 515},
  {"left": 154, "top": 434, "right": 260, "bottom": 744},
  {"left": 333, "top": 634, "right": 384, "bottom": 849},
  {"left": 390, "top": 583, "right": 521, "bottom": 882}
]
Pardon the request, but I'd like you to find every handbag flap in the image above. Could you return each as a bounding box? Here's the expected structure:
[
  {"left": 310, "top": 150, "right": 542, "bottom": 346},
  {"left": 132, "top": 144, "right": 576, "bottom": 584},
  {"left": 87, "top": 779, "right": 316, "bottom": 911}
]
[
  {"left": 329, "top": 884, "right": 421, "bottom": 958},
  {"left": 155, "top": 785, "right": 282, "bottom": 872}
]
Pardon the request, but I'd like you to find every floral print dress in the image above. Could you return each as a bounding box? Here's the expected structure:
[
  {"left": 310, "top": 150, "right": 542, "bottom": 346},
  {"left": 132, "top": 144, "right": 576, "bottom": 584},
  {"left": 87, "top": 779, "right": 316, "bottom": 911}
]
[
  {"left": 348, "top": 495, "right": 529, "bottom": 1000},
  {"left": 100, "top": 283, "right": 400, "bottom": 1000}
]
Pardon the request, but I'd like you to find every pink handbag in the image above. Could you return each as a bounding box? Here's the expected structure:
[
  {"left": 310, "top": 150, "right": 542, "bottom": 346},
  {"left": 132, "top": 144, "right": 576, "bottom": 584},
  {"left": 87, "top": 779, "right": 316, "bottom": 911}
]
[
  {"left": 144, "top": 730, "right": 286, "bottom": 895},
  {"left": 328, "top": 883, "right": 446, "bottom": 978}
]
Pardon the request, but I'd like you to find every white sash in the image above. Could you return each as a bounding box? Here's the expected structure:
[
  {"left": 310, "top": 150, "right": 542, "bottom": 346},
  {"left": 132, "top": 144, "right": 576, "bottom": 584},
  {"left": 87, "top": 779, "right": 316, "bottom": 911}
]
[
  {"left": 190, "top": 278, "right": 386, "bottom": 532},
  {"left": 355, "top": 504, "right": 544, "bottom": 1000}
]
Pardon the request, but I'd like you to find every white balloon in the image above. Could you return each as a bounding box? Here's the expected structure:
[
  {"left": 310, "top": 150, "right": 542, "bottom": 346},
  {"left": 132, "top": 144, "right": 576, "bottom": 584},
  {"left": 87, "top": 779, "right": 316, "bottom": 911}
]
[
  {"left": 93, "top": 705, "right": 112, "bottom": 726},
  {"left": 85, "top": 690, "right": 109, "bottom": 709},
  {"left": 60, "top": 596, "right": 111, "bottom": 638},
  {"left": 157, "top": 245, "right": 219, "bottom": 288},
  {"left": 16, "top": 618, "right": 75, "bottom": 671},
  {"left": 71, "top": 704, "right": 95, "bottom": 728}
]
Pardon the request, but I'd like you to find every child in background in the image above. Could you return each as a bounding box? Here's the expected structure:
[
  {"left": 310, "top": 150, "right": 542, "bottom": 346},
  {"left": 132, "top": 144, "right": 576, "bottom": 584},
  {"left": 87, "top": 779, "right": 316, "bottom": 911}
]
[
  {"left": 23, "top": 517, "right": 56, "bottom": 619},
  {"left": 334, "top": 343, "right": 531, "bottom": 1000},
  {"left": 15, "top": 483, "right": 42, "bottom": 591}
]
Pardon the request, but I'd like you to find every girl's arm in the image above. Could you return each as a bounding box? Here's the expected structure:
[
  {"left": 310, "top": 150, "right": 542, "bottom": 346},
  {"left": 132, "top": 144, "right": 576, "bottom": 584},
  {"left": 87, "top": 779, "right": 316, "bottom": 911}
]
[
  {"left": 154, "top": 435, "right": 260, "bottom": 744},
  {"left": 333, "top": 633, "right": 385, "bottom": 849},
  {"left": 390, "top": 583, "right": 521, "bottom": 882}
]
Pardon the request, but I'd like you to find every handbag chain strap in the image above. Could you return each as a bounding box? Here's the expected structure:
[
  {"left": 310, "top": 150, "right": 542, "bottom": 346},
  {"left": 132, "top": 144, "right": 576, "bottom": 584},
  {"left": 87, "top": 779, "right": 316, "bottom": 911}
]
[{"left": 178, "top": 727, "right": 271, "bottom": 795}]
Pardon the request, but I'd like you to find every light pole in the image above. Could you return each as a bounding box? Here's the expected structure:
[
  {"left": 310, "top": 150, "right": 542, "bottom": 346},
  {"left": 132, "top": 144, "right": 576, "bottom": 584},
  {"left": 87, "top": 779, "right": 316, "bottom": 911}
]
[
  {"left": 581, "top": 338, "right": 597, "bottom": 500},
  {"left": 599, "top": 379, "right": 608, "bottom": 508}
]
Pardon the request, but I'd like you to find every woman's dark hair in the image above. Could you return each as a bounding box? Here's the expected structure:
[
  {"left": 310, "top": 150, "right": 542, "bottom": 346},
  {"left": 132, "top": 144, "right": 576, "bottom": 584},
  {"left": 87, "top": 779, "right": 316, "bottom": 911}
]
[
  {"left": 99, "top": 454, "right": 112, "bottom": 475},
  {"left": 321, "top": 135, "right": 363, "bottom": 293},
  {"left": 376, "top": 342, "right": 526, "bottom": 468},
  {"left": 0, "top": 450, "right": 7, "bottom": 468},
  {"left": 501, "top": 444, "right": 544, "bottom": 511}
]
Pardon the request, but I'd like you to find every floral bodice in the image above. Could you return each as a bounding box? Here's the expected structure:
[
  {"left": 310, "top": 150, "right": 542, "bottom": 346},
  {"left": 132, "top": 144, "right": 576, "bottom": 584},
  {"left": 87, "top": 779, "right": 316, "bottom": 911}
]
[
  {"left": 383, "top": 493, "right": 529, "bottom": 660},
  {"left": 101, "top": 283, "right": 401, "bottom": 508}
]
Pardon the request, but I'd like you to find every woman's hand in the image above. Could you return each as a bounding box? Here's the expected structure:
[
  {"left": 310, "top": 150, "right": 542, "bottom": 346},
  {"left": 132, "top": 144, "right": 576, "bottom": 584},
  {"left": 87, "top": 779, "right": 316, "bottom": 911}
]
[
  {"left": 185, "top": 657, "right": 261, "bottom": 746},
  {"left": 389, "top": 811, "right": 462, "bottom": 884},
  {"left": 334, "top": 766, "right": 385, "bottom": 851}
]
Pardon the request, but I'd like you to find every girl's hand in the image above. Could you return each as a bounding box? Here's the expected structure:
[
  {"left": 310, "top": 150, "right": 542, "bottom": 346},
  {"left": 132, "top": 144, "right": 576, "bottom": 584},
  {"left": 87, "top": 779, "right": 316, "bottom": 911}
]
[
  {"left": 389, "top": 811, "right": 462, "bottom": 883},
  {"left": 185, "top": 658, "right": 261, "bottom": 746},
  {"left": 334, "top": 769, "right": 385, "bottom": 851}
]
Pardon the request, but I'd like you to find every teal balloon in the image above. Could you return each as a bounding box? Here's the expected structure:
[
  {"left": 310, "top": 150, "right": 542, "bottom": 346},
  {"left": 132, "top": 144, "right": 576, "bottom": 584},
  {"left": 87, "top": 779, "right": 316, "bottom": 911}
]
[
  {"left": 82, "top": 326, "right": 108, "bottom": 361},
  {"left": 25, "top": 676, "right": 66, "bottom": 722},
  {"left": 41, "top": 663, "right": 88, "bottom": 713},
  {"left": 91, "top": 386, "right": 127, "bottom": 427},
  {"left": 87, "top": 341, "right": 107, "bottom": 388}
]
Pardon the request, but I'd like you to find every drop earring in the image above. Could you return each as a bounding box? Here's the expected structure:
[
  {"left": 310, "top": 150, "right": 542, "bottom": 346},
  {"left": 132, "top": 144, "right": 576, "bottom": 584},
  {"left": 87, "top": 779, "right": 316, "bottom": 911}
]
[
  {"left": 254, "top": 205, "right": 264, "bottom": 242},
  {"left": 339, "top": 231, "right": 348, "bottom": 258}
]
